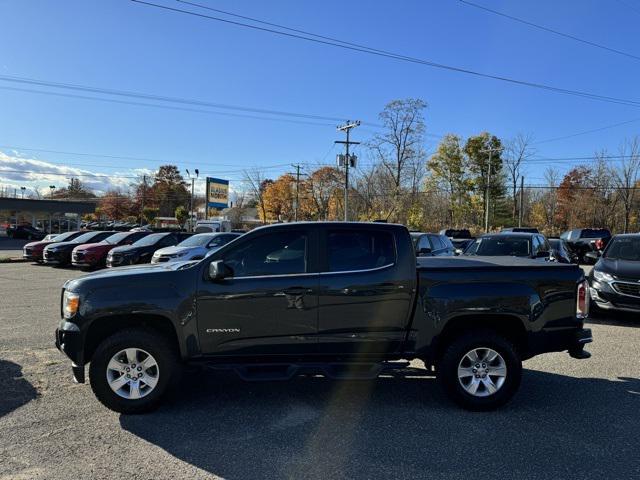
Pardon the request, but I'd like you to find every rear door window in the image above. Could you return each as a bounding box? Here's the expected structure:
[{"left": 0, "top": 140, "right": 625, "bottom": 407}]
[{"left": 327, "top": 230, "right": 395, "bottom": 272}]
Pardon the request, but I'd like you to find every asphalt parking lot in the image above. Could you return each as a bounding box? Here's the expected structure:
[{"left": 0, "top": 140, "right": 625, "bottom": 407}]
[{"left": 0, "top": 262, "right": 638, "bottom": 480}]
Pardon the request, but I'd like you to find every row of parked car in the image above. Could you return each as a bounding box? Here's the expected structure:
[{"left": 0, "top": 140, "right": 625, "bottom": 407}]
[
  {"left": 410, "top": 226, "right": 640, "bottom": 314},
  {"left": 22, "top": 230, "right": 243, "bottom": 270},
  {"left": 409, "top": 226, "right": 614, "bottom": 265}
]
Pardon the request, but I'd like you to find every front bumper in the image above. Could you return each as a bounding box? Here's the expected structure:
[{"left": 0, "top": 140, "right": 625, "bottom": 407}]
[
  {"left": 590, "top": 280, "right": 640, "bottom": 312},
  {"left": 55, "top": 321, "right": 83, "bottom": 359},
  {"left": 43, "top": 250, "right": 68, "bottom": 265}
]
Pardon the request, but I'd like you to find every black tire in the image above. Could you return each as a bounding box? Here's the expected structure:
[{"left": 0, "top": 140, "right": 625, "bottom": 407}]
[
  {"left": 89, "top": 328, "right": 180, "bottom": 414},
  {"left": 438, "top": 330, "right": 522, "bottom": 411}
]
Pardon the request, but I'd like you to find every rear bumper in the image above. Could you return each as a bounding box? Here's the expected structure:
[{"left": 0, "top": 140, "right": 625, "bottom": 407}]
[{"left": 526, "top": 327, "right": 592, "bottom": 359}]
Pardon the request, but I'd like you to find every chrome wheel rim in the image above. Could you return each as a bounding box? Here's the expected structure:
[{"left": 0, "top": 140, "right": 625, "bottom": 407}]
[
  {"left": 457, "top": 348, "right": 507, "bottom": 397},
  {"left": 106, "top": 348, "right": 159, "bottom": 400}
]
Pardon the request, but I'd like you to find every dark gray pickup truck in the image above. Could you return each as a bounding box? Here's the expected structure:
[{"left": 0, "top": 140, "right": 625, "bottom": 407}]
[{"left": 56, "top": 222, "right": 592, "bottom": 413}]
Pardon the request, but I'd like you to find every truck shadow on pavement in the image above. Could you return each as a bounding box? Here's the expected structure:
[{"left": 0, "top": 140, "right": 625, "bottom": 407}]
[
  {"left": 587, "top": 309, "right": 640, "bottom": 328},
  {"left": 120, "top": 367, "right": 640, "bottom": 479},
  {"left": 0, "top": 359, "right": 38, "bottom": 418}
]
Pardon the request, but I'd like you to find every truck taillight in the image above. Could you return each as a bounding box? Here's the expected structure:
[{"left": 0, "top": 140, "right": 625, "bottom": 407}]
[
  {"left": 576, "top": 280, "right": 589, "bottom": 319},
  {"left": 594, "top": 239, "right": 604, "bottom": 250}
]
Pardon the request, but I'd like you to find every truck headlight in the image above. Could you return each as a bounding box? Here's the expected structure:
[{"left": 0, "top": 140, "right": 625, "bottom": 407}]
[
  {"left": 593, "top": 270, "right": 613, "bottom": 283},
  {"left": 63, "top": 291, "right": 80, "bottom": 318}
]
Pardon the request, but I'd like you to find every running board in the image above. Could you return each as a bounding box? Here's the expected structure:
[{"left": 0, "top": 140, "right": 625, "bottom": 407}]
[{"left": 205, "top": 361, "right": 411, "bottom": 381}]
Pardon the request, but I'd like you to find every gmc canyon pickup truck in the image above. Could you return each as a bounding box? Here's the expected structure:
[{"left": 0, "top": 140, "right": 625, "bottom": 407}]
[{"left": 55, "top": 222, "right": 592, "bottom": 413}]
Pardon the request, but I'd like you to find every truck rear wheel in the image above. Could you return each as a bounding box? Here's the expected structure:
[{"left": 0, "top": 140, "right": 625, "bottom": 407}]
[
  {"left": 438, "top": 330, "right": 521, "bottom": 411},
  {"left": 89, "top": 328, "right": 179, "bottom": 414}
]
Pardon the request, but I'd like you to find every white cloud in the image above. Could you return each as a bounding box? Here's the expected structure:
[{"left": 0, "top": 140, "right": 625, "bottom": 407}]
[{"left": 0, "top": 151, "right": 138, "bottom": 196}]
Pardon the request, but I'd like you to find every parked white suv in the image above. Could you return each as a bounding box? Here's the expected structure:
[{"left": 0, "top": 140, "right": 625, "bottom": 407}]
[{"left": 151, "top": 232, "right": 242, "bottom": 264}]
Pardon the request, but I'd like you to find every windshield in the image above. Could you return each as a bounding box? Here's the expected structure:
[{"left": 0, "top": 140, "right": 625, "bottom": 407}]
[
  {"left": 582, "top": 229, "right": 610, "bottom": 238},
  {"left": 132, "top": 233, "right": 168, "bottom": 246},
  {"left": 71, "top": 231, "right": 102, "bottom": 243},
  {"left": 100, "top": 232, "right": 131, "bottom": 245},
  {"left": 177, "top": 234, "right": 214, "bottom": 247},
  {"left": 195, "top": 223, "right": 220, "bottom": 233},
  {"left": 51, "top": 231, "right": 78, "bottom": 243},
  {"left": 604, "top": 237, "right": 640, "bottom": 261},
  {"left": 465, "top": 236, "right": 531, "bottom": 257}
]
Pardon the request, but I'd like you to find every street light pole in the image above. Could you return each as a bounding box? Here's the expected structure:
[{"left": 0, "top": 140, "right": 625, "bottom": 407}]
[
  {"left": 185, "top": 169, "right": 199, "bottom": 232},
  {"left": 20, "top": 186, "right": 26, "bottom": 199}
]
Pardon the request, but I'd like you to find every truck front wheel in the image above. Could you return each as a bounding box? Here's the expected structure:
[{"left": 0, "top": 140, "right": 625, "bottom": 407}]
[
  {"left": 89, "top": 328, "right": 179, "bottom": 414},
  {"left": 438, "top": 330, "right": 522, "bottom": 411}
]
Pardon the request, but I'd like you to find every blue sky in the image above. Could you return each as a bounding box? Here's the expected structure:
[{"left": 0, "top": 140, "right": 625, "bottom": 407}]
[{"left": 1, "top": 0, "right": 639, "bottom": 195}]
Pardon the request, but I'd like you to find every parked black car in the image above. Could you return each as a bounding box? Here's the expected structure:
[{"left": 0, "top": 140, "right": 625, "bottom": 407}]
[
  {"left": 588, "top": 234, "right": 640, "bottom": 313},
  {"left": 43, "top": 231, "right": 117, "bottom": 266},
  {"left": 548, "top": 237, "right": 575, "bottom": 264},
  {"left": 56, "top": 222, "right": 591, "bottom": 414},
  {"left": 6, "top": 224, "right": 46, "bottom": 240},
  {"left": 439, "top": 229, "right": 474, "bottom": 255},
  {"left": 464, "top": 232, "right": 555, "bottom": 261},
  {"left": 439, "top": 228, "right": 472, "bottom": 239},
  {"left": 560, "top": 228, "right": 612, "bottom": 264},
  {"left": 106, "top": 231, "right": 192, "bottom": 267},
  {"left": 501, "top": 227, "right": 539, "bottom": 234},
  {"left": 411, "top": 232, "right": 455, "bottom": 257}
]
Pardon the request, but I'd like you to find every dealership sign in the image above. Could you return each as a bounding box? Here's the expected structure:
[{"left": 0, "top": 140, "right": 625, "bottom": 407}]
[{"left": 206, "top": 177, "right": 229, "bottom": 209}]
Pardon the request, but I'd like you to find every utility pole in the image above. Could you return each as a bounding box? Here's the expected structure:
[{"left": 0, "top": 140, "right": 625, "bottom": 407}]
[
  {"left": 291, "top": 164, "right": 302, "bottom": 222},
  {"left": 518, "top": 175, "right": 524, "bottom": 228},
  {"left": 140, "top": 175, "right": 147, "bottom": 225},
  {"left": 20, "top": 186, "right": 26, "bottom": 199},
  {"left": 335, "top": 120, "right": 360, "bottom": 221},
  {"left": 480, "top": 146, "right": 502, "bottom": 233},
  {"left": 484, "top": 149, "right": 492, "bottom": 233}
]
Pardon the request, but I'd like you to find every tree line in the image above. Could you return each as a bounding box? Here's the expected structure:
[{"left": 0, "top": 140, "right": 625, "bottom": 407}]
[
  {"left": 236, "top": 99, "right": 639, "bottom": 234},
  {"left": 49, "top": 98, "right": 640, "bottom": 234}
]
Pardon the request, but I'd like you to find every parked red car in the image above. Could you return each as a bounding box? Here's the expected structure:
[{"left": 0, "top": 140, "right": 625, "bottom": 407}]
[
  {"left": 22, "top": 231, "right": 84, "bottom": 262},
  {"left": 71, "top": 231, "right": 151, "bottom": 269}
]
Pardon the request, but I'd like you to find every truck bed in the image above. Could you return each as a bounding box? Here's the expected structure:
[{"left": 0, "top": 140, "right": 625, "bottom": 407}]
[{"left": 417, "top": 256, "right": 581, "bottom": 270}]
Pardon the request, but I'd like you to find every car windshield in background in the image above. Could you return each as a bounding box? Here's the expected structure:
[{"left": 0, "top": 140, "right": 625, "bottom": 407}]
[
  {"left": 604, "top": 237, "right": 640, "bottom": 261},
  {"left": 132, "top": 233, "right": 167, "bottom": 246},
  {"left": 178, "top": 234, "right": 214, "bottom": 247},
  {"left": 582, "top": 229, "right": 610, "bottom": 238},
  {"left": 71, "top": 231, "right": 102, "bottom": 243},
  {"left": 51, "top": 231, "right": 77, "bottom": 242},
  {"left": 100, "top": 232, "right": 130, "bottom": 245},
  {"left": 466, "top": 236, "right": 530, "bottom": 257},
  {"left": 443, "top": 229, "right": 471, "bottom": 238}
]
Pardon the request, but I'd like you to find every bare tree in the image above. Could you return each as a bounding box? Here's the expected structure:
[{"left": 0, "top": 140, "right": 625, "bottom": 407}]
[
  {"left": 242, "top": 168, "right": 270, "bottom": 224},
  {"left": 368, "top": 98, "right": 428, "bottom": 218},
  {"left": 613, "top": 137, "right": 640, "bottom": 233},
  {"left": 504, "top": 133, "right": 535, "bottom": 221}
]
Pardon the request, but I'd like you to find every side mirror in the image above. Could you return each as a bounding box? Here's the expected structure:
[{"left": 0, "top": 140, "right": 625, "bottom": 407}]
[{"left": 209, "top": 260, "right": 231, "bottom": 281}]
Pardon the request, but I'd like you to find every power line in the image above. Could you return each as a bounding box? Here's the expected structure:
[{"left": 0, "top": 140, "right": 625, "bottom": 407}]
[
  {"left": 0, "top": 74, "right": 347, "bottom": 122},
  {"left": 533, "top": 117, "right": 640, "bottom": 144},
  {"left": 0, "top": 86, "right": 339, "bottom": 129},
  {"left": 458, "top": 0, "right": 640, "bottom": 62},
  {"left": 129, "top": 0, "right": 640, "bottom": 108}
]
